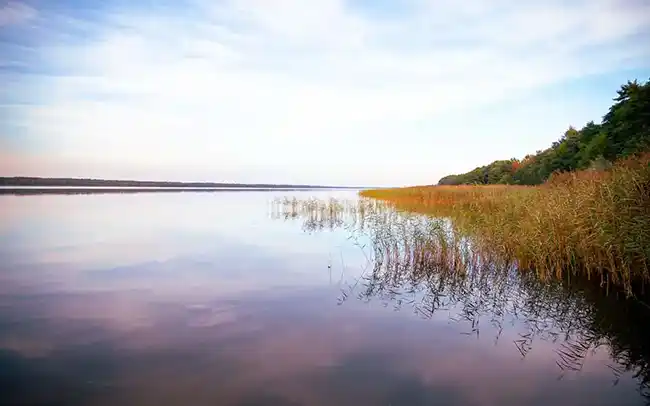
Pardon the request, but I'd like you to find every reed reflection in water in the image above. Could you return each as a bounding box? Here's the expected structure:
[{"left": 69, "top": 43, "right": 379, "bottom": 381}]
[{"left": 271, "top": 197, "right": 650, "bottom": 402}]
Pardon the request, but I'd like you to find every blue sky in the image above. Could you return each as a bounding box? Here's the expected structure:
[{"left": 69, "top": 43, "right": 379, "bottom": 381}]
[{"left": 1, "top": 0, "right": 649, "bottom": 186}]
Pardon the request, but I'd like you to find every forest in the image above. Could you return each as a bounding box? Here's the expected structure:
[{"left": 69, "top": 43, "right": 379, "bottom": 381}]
[
  {"left": 0, "top": 177, "right": 340, "bottom": 189},
  {"left": 438, "top": 79, "right": 650, "bottom": 185}
]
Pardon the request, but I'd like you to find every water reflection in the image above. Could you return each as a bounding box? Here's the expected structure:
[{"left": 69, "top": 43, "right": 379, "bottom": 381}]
[
  {"left": 0, "top": 192, "right": 648, "bottom": 405},
  {"left": 271, "top": 197, "right": 650, "bottom": 401}
]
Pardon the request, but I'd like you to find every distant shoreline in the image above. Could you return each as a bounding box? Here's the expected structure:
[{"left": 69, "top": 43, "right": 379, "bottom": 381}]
[
  {"left": 0, "top": 186, "right": 359, "bottom": 196},
  {"left": 0, "top": 176, "right": 359, "bottom": 190}
]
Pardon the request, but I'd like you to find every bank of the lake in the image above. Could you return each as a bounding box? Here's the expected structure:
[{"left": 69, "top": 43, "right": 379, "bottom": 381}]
[
  {"left": 0, "top": 176, "right": 365, "bottom": 190},
  {"left": 360, "top": 152, "right": 650, "bottom": 295},
  {"left": 360, "top": 79, "right": 650, "bottom": 295}
]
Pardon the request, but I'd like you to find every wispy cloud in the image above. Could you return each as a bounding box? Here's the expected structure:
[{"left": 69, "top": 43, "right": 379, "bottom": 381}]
[
  {"left": 0, "top": 1, "right": 36, "bottom": 27},
  {"left": 1, "top": 0, "right": 649, "bottom": 185}
]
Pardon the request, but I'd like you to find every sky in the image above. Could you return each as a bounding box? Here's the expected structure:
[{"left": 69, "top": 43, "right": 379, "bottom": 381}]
[{"left": 0, "top": 0, "right": 649, "bottom": 186}]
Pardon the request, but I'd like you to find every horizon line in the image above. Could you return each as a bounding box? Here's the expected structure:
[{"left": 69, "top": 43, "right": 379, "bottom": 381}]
[{"left": 0, "top": 176, "right": 379, "bottom": 189}]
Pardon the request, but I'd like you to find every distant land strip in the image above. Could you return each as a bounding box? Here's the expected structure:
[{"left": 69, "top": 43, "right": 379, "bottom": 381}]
[
  {"left": 0, "top": 177, "right": 361, "bottom": 190},
  {"left": 0, "top": 187, "right": 362, "bottom": 196}
]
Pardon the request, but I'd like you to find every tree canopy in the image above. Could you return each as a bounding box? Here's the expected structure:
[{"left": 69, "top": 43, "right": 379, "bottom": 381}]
[{"left": 438, "top": 79, "right": 650, "bottom": 185}]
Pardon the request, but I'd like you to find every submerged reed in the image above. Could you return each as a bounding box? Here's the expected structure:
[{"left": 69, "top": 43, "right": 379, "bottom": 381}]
[
  {"left": 360, "top": 153, "right": 650, "bottom": 295},
  {"left": 272, "top": 194, "right": 650, "bottom": 400}
]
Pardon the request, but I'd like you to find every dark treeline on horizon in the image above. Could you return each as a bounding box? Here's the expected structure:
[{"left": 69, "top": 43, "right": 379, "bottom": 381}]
[
  {"left": 438, "top": 78, "right": 650, "bottom": 185},
  {"left": 0, "top": 177, "right": 357, "bottom": 189}
]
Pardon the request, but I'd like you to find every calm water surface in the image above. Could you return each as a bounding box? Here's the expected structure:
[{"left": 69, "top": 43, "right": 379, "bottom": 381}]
[{"left": 1, "top": 191, "right": 649, "bottom": 406}]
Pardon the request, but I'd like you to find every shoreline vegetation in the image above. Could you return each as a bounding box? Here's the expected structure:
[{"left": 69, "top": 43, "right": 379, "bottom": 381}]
[
  {"left": 360, "top": 79, "right": 650, "bottom": 295},
  {"left": 0, "top": 177, "right": 360, "bottom": 190},
  {"left": 271, "top": 197, "right": 650, "bottom": 397}
]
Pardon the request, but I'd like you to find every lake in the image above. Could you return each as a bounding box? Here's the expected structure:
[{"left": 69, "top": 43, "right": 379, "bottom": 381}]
[{"left": 1, "top": 190, "right": 648, "bottom": 406}]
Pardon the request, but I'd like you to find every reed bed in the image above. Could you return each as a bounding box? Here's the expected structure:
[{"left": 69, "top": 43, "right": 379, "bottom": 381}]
[
  {"left": 360, "top": 153, "right": 650, "bottom": 295},
  {"left": 272, "top": 194, "right": 650, "bottom": 397}
]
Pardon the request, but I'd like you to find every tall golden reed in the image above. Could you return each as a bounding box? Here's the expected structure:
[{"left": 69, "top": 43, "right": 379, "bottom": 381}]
[{"left": 360, "top": 153, "right": 650, "bottom": 295}]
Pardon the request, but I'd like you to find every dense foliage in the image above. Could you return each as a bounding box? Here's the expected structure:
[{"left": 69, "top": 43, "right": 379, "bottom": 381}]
[{"left": 438, "top": 79, "right": 650, "bottom": 185}]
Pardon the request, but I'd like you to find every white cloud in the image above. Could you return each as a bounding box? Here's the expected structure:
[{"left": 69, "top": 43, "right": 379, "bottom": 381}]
[
  {"left": 0, "top": 1, "right": 36, "bottom": 27},
  {"left": 4, "top": 0, "right": 650, "bottom": 185}
]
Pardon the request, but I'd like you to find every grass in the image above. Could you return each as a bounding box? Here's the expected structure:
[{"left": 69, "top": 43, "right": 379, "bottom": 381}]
[
  {"left": 360, "top": 153, "right": 650, "bottom": 295},
  {"left": 272, "top": 190, "right": 650, "bottom": 398}
]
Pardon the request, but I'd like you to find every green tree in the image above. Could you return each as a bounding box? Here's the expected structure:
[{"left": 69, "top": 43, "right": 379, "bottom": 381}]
[{"left": 437, "top": 79, "right": 650, "bottom": 186}]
